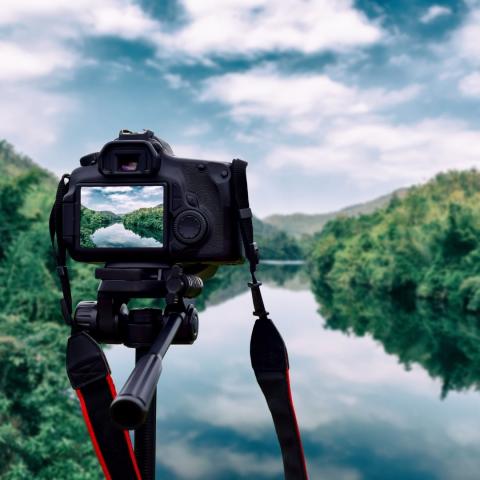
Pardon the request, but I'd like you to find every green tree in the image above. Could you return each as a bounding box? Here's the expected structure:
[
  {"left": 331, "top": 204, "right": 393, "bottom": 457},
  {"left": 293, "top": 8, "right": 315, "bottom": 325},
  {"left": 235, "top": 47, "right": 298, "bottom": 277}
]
[
  {"left": 309, "top": 169, "right": 480, "bottom": 310},
  {"left": 80, "top": 206, "right": 120, "bottom": 248},
  {"left": 122, "top": 206, "right": 164, "bottom": 243}
]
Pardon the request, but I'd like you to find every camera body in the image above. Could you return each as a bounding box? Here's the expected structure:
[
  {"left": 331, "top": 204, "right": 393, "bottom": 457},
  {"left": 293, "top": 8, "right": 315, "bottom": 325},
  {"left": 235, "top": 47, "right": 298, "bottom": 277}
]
[{"left": 61, "top": 130, "right": 243, "bottom": 266}]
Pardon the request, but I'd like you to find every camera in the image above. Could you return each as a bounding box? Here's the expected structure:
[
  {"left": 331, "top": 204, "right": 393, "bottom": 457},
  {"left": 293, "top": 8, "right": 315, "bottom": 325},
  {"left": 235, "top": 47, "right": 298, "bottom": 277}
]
[{"left": 61, "top": 129, "right": 243, "bottom": 266}]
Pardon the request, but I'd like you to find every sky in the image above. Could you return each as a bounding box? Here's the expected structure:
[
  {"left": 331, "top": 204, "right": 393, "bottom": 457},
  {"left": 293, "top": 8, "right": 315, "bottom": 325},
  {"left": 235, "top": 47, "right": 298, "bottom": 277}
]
[
  {"left": 81, "top": 185, "right": 164, "bottom": 214},
  {"left": 2, "top": 0, "right": 480, "bottom": 217}
]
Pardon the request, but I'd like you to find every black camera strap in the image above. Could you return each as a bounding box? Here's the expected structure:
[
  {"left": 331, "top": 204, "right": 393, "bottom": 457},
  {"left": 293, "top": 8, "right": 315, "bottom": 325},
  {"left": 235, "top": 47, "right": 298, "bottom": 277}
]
[
  {"left": 50, "top": 176, "right": 142, "bottom": 480},
  {"left": 66, "top": 332, "right": 142, "bottom": 480},
  {"left": 231, "top": 159, "right": 309, "bottom": 480},
  {"left": 49, "top": 174, "right": 73, "bottom": 325}
]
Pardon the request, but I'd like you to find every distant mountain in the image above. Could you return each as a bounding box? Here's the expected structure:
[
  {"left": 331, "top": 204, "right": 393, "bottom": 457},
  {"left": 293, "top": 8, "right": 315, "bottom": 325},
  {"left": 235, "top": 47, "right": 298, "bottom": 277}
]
[
  {"left": 263, "top": 188, "right": 408, "bottom": 237},
  {"left": 96, "top": 210, "right": 122, "bottom": 220}
]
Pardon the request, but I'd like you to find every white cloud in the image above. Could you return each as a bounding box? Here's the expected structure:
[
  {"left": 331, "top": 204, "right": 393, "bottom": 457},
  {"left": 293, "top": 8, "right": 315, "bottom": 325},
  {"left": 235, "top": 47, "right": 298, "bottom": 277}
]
[
  {"left": 201, "top": 66, "right": 422, "bottom": 134},
  {"left": 265, "top": 118, "right": 480, "bottom": 184},
  {"left": 0, "top": 0, "right": 384, "bottom": 157},
  {"left": 163, "top": 73, "right": 190, "bottom": 90},
  {"left": 453, "top": 9, "right": 480, "bottom": 63},
  {"left": 200, "top": 65, "right": 480, "bottom": 186},
  {"left": 0, "top": 41, "right": 77, "bottom": 81},
  {"left": 0, "top": 0, "right": 161, "bottom": 151},
  {"left": 0, "top": 0, "right": 383, "bottom": 80},
  {"left": 420, "top": 5, "right": 452, "bottom": 24},
  {"left": 459, "top": 71, "right": 480, "bottom": 96},
  {"left": 0, "top": 84, "right": 75, "bottom": 155},
  {"left": 153, "top": 0, "right": 382, "bottom": 58},
  {"left": 157, "top": 436, "right": 281, "bottom": 479},
  {"left": 0, "top": 0, "right": 157, "bottom": 38}
]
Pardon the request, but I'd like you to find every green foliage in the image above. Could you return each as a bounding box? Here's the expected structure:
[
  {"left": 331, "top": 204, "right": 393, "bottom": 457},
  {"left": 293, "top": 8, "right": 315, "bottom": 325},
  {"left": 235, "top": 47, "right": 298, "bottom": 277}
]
[
  {"left": 80, "top": 206, "right": 120, "bottom": 248},
  {"left": 122, "top": 206, "right": 164, "bottom": 243},
  {"left": 0, "top": 142, "right": 100, "bottom": 479},
  {"left": 310, "top": 170, "right": 480, "bottom": 310},
  {"left": 0, "top": 315, "right": 100, "bottom": 479}
]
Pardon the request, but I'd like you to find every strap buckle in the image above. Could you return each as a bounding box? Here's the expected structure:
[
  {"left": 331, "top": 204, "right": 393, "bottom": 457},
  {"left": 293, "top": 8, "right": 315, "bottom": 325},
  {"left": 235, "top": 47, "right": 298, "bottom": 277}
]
[
  {"left": 238, "top": 207, "right": 252, "bottom": 219},
  {"left": 248, "top": 280, "right": 269, "bottom": 319}
]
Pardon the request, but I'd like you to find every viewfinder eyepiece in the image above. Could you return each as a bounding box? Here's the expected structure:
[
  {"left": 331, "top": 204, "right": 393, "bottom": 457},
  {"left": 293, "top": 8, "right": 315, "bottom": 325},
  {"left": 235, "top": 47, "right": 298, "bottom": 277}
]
[
  {"left": 97, "top": 141, "right": 160, "bottom": 176},
  {"left": 116, "top": 152, "right": 140, "bottom": 172}
]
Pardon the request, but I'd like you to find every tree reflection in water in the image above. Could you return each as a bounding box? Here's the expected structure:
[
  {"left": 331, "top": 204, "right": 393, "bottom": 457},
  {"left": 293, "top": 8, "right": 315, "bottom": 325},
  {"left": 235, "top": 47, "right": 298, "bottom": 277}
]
[{"left": 313, "top": 282, "right": 480, "bottom": 398}]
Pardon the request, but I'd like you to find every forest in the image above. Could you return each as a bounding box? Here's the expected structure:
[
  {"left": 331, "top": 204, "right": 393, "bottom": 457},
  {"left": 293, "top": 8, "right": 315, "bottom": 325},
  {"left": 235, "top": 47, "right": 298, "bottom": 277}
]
[
  {"left": 309, "top": 170, "right": 480, "bottom": 311},
  {"left": 122, "top": 206, "right": 164, "bottom": 243},
  {"left": 0, "top": 141, "right": 100, "bottom": 479},
  {"left": 80, "top": 207, "right": 120, "bottom": 248}
]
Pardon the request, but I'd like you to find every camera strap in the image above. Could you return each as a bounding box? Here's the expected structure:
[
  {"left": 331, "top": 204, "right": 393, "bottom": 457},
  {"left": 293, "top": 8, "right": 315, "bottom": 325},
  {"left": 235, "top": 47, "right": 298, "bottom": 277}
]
[
  {"left": 66, "top": 332, "right": 142, "bottom": 480},
  {"left": 50, "top": 176, "right": 142, "bottom": 480},
  {"left": 49, "top": 174, "right": 73, "bottom": 325},
  {"left": 231, "top": 159, "right": 309, "bottom": 480}
]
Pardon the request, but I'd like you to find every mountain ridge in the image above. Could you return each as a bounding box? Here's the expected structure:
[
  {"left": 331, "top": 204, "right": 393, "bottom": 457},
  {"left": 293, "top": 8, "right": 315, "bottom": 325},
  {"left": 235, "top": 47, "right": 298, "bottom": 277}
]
[{"left": 263, "top": 188, "right": 409, "bottom": 237}]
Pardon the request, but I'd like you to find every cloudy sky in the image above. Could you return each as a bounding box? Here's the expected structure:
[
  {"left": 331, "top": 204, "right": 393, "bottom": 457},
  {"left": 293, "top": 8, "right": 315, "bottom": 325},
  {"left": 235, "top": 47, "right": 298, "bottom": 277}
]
[
  {"left": 82, "top": 185, "right": 164, "bottom": 214},
  {"left": 3, "top": 0, "right": 480, "bottom": 216}
]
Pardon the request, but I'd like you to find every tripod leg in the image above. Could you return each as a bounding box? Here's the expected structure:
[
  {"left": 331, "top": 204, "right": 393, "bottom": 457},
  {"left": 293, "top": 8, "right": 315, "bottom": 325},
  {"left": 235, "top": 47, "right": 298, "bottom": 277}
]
[{"left": 134, "top": 347, "right": 157, "bottom": 480}]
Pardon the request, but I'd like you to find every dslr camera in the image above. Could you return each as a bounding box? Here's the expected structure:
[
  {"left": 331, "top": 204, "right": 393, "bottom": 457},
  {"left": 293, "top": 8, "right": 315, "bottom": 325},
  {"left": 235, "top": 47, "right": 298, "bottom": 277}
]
[{"left": 61, "top": 129, "right": 243, "bottom": 267}]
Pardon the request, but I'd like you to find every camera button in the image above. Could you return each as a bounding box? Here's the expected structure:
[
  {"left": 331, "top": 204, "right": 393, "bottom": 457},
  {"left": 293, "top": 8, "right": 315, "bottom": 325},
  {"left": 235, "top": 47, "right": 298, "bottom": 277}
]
[
  {"left": 173, "top": 210, "right": 207, "bottom": 244},
  {"left": 186, "top": 192, "right": 199, "bottom": 207}
]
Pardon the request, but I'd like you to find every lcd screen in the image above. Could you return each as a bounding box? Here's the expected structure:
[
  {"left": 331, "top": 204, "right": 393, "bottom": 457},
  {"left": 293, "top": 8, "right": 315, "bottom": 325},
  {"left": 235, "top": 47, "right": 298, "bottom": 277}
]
[{"left": 80, "top": 185, "right": 164, "bottom": 248}]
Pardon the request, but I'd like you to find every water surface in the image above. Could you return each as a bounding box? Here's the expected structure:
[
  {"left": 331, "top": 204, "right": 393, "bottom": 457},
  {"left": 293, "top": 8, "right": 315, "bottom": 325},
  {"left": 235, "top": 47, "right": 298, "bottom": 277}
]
[
  {"left": 105, "top": 267, "right": 480, "bottom": 479},
  {"left": 91, "top": 222, "right": 162, "bottom": 248}
]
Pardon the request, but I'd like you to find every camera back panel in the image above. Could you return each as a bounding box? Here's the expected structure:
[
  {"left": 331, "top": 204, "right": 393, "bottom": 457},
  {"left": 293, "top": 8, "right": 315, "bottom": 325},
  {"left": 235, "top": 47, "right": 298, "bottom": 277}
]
[{"left": 62, "top": 152, "right": 243, "bottom": 266}]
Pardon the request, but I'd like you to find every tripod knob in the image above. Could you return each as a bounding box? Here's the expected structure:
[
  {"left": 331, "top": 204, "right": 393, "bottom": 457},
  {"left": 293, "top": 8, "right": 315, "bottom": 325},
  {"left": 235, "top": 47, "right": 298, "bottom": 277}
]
[
  {"left": 73, "top": 301, "right": 98, "bottom": 334},
  {"left": 173, "top": 304, "right": 199, "bottom": 344}
]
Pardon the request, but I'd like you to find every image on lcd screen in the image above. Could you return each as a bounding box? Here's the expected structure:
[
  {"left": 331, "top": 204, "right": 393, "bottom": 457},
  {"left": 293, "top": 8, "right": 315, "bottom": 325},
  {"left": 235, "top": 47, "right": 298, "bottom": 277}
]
[{"left": 80, "top": 186, "right": 164, "bottom": 248}]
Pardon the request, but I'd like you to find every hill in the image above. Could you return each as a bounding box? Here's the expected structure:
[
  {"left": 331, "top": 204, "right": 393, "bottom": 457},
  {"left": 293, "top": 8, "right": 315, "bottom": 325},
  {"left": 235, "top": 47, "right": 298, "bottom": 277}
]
[
  {"left": 252, "top": 216, "right": 302, "bottom": 259},
  {"left": 263, "top": 188, "right": 408, "bottom": 237},
  {"left": 309, "top": 170, "right": 480, "bottom": 311},
  {"left": 0, "top": 141, "right": 100, "bottom": 478}
]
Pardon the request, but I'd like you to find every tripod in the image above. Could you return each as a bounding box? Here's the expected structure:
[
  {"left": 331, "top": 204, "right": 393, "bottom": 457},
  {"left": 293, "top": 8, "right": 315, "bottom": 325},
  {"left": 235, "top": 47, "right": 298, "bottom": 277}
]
[{"left": 70, "top": 263, "right": 203, "bottom": 480}]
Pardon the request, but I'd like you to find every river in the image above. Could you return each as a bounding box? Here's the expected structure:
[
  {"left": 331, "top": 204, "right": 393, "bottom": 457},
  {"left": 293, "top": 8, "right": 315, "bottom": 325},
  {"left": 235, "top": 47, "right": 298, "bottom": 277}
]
[
  {"left": 92, "top": 222, "right": 162, "bottom": 248},
  {"left": 104, "top": 266, "right": 480, "bottom": 479}
]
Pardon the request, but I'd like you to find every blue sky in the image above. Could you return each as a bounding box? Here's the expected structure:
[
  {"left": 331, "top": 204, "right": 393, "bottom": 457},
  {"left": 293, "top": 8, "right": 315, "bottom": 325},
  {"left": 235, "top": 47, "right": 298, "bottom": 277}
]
[
  {"left": 81, "top": 185, "right": 164, "bottom": 214},
  {"left": 2, "top": 0, "right": 480, "bottom": 216}
]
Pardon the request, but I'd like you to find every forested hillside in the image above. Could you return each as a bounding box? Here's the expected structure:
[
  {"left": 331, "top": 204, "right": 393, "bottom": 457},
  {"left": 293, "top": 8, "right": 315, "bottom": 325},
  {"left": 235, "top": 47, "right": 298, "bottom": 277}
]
[
  {"left": 310, "top": 170, "right": 480, "bottom": 311},
  {"left": 123, "top": 206, "right": 164, "bottom": 243},
  {"left": 0, "top": 142, "right": 100, "bottom": 478}
]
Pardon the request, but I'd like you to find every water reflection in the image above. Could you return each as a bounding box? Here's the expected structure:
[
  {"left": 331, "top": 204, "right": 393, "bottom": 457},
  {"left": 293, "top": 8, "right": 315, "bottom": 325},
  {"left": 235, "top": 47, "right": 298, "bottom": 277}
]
[
  {"left": 314, "top": 284, "right": 480, "bottom": 398},
  {"left": 104, "top": 266, "right": 480, "bottom": 479},
  {"left": 92, "top": 222, "right": 162, "bottom": 247}
]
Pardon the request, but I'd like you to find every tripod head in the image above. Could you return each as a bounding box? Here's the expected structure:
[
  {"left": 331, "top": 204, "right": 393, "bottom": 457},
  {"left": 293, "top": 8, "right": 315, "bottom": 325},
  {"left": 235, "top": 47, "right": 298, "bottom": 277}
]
[
  {"left": 72, "top": 263, "right": 202, "bottom": 346},
  {"left": 69, "top": 263, "right": 203, "bottom": 429}
]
